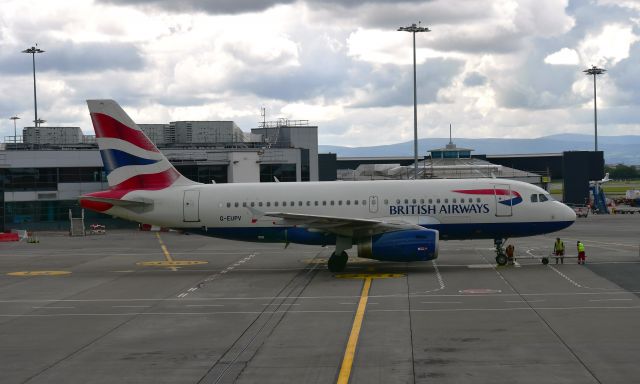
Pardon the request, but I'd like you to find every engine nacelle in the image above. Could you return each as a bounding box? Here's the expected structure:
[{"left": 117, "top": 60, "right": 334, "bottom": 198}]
[{"left": 357, "top": 229, "right": 439, "bottom": 262}]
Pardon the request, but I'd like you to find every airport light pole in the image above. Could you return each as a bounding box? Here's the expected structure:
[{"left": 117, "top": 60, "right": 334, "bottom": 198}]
[
  {"left": 22, "top": 45, "right": 45, "bottom": 128},
  {"left": 398, "top": 22, "right": 430, "bottom": 179},
  {"left": 10, "top": 116, "right": 20, "bottom": 144},
  {"left": 583, "top": 65, "right": 606, "bottom": 152}
]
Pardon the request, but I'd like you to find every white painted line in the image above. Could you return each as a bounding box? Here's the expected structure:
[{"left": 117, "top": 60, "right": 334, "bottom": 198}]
[
  {"left": 227, "top": 266, "right": 234, "bottom": 270},
  {"left": 3, "top": 305, "right": 640, "bottom": 318},
  {"left": 177, "top": 293, "right": 188, "bottom": 298},
  {"left": 589, "top": 298, "right": 633, "bottom": 302},
  {"left": 220, "top": 270, "right": 228, "bottom": 274},
  {"left": 186, "top": 304, "right": 224, "bottom": 307},
  {"left": 112, "top": 305, "right": 151, "bottom": 308},
  {"left": 188, "top": 288, "right": 198, "bottom": 292},
  {"left": 548, "top": 265, "right": 584, "bottom": 288},
  {"left": 340, "top": 302, "right": 357, "bottom": 305}
]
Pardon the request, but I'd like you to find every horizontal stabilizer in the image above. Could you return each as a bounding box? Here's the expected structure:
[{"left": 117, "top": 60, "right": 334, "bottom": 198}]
[{"left": 80, "top": 196, "right": 152, "bottom": 208}]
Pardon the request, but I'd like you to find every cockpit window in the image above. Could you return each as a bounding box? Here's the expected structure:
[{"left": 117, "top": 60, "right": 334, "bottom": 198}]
[
  {"left": 531, "top": 194, "right": 538, "bottom": 203},
  {"left": 538, "top": 194, "right": 548, "bottom": 202}
]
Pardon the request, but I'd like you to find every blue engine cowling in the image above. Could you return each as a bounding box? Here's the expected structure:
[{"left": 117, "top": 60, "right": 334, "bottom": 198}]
[{"left": 356, "top": 229, "right": 439, "bottom": 262}]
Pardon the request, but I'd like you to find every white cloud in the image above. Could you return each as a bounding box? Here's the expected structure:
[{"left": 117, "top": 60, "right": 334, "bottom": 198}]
[
  {"left": 544, "top": 48, "right": 580, "bottom": 65},
  {"left": 0, "top": 0, "right": 639, "bottom": 146},
  {"left": 578, "top": 24, "right": 639, "bottom": 67}
]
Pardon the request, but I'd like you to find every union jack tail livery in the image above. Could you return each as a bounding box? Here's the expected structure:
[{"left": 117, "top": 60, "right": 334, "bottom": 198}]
[
  {"left": 87, "top": 99, "right": 196, "bottom": 190},
  {"left": 80, "top": 100, "right": 198, "bottom": 213}
]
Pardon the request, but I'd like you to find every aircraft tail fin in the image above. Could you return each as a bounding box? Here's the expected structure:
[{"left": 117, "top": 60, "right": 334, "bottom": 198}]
[{"left": 87, "top": 99, "right": 197, "bottom": 190}]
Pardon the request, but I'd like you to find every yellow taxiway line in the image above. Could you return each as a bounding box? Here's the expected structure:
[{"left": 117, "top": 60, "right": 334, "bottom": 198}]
[
  {"left": 156, "top": 233, "right": 177, "bottom": 271},
  {"left": 337, "top": 276, "right": 372, "bottom": 384}
]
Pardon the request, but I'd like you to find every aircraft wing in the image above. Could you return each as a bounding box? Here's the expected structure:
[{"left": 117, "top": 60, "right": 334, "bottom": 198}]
[{"left": 256, "top": 210, "right": 427, "bottom": 238}]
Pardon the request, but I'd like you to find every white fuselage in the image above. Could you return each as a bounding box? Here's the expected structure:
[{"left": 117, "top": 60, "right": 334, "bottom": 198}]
[{"left": 106, "top": 178, "right": 576, "bottom": 242}]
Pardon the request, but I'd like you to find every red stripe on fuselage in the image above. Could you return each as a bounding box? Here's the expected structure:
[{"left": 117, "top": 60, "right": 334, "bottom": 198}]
[
  {"left": 91, "top": 112, "right": 159, "bottom": 152},
  {"left": 453, "top": 189, "right": 520, "bottom": 197}
]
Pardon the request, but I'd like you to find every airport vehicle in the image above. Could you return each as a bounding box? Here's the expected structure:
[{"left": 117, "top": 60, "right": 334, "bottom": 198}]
[{"left": 79, "top": 100, "right": 576, "bottom": 271}]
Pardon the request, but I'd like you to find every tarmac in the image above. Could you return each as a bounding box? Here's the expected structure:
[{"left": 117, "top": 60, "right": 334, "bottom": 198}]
[{"left": 1, "top": 214, "right": 639, "bottom": 384}]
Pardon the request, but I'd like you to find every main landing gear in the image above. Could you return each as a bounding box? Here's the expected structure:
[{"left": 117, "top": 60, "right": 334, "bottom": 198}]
[
  {"left": 494, "top": 238, "right": 508, "bottom": 266},
  {"left": 328, "top": 251, "right": 348, "bottom": 273},
  {"left": 328, "top": 236, "right": 352, "bottom": 273}
]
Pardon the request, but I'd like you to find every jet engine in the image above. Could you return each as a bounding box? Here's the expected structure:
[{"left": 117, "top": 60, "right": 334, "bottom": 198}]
[{"left": 356, "top": 229, "right": 439, "bottom": 262}]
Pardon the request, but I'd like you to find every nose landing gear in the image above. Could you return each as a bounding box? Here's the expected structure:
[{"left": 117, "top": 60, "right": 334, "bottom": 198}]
[{"left": 494, "top": 238, "right": 508, "bottom": 266}]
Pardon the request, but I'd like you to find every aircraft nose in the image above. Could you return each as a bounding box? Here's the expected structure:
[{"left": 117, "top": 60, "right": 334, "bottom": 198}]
[{"left": 561, "top": 203, "right": 577, "bottom": 222}]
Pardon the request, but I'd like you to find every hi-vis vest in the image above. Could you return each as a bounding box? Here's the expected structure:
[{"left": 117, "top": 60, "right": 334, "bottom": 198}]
[
  {"left": 555, "top": 240, "right": 564, "bottom": 251},
  {"left": 577, "top": 242, "right": 585, "bottom": 252}
]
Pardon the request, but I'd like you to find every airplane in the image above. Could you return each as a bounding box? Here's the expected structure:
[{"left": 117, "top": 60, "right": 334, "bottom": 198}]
[{"left": 79, "top": 100, "right": 577, "bottom": 272}]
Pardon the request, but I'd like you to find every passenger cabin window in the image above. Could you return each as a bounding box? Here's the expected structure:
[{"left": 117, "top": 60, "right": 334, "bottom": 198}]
[
  {"left": 234, "top": 202, "right": 239, "bottom": 207},
  {"left": 355, "top": 200, "right": 359, "bottom": 205},
  {"left": 362, "top": 200, "right": 366, "bottom": 205},
  {"left": 266, "top": 202, "right": 271, "bottom": 207},
  {"left": 282, "top": 202, "right": 287, "bottom": 207},
  {"left": 250, "top": 202, "right": 255, "bottom": 207},
  {"left": 346, "top": 200, "right": 350, "bottom": 205},
  {"left": 274, "top": 202, "right": 279, "bottom": 207},
  {"left": 226, "top": 202, "right": 231, "bottom": 208},
  {"left": 428, "top": 199, "right": 433, "bottom": 204},
  {"left": 242, "top": 202, "right": 247, "bottom": 207},
  {"left": 412, "top": 199, "right": 417, "bottom": 204},
  {"left": 531, "top": 194, "right": 538, "bottom": 203},
  {"left": 259, "top": 202, "right": 263, "bottom": 207},
  {"left": 476, "top": 198, "right": 481, "bottom": 203}
]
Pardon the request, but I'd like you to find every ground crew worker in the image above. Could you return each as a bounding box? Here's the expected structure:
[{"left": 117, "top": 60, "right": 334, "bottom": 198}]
[
  {"left": 553, "top": 237, "right": 565, "bottom": 264},
  {"left": 505, "top": 244, "right": 515, "bottom": 265},
  {"left": 577, "top": 241, "right": 586, "bottom": 264}
]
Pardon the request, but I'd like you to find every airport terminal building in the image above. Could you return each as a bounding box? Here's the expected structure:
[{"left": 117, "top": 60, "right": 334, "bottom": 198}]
[{"left": 0, "top": 119, "right": 318, "bottom": 230}]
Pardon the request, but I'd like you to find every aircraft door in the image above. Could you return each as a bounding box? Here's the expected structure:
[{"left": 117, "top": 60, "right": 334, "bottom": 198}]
[
  {"left": 183, "top": 190, "right": 200, "bottom": 222},
  {"left": 494, "top": 184, "right": 512, "bottom": 217},
  {"left": 369, "top": 195, "right": 379, "bottom": 213}
]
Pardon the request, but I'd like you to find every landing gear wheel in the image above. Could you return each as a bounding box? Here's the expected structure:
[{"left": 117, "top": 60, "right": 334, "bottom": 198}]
[
  {"left": 541, "top": 257, "right": 549, "bottom": 265},
  {"left": 328, "top": 251, "right": 348, "bottom": 273},
  {"left": 495, "top": 253, "right": 508, "bottom": 266}
]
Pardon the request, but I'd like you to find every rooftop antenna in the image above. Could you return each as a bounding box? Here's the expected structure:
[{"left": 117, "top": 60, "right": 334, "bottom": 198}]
[
  {"left": 260, "top": 106, "right": 266, "bottom": 128},
  {"left": 449, "top": 123, "right": 452, "bottom": 145}
]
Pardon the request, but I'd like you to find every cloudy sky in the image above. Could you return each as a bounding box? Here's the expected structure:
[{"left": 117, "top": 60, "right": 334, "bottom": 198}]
[{"left": 0, "top": 0, "right": 638, "bottom": 146}]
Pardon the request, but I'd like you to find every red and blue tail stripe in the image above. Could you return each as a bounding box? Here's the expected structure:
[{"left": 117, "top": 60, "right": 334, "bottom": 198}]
[{"left": 80, "top": 99, "right": 197, "bottom": 213}]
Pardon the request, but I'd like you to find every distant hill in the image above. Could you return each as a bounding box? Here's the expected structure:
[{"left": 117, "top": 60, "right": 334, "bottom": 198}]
[{"left": 319, "top": 134, "right": 640, "bottom": 165}]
